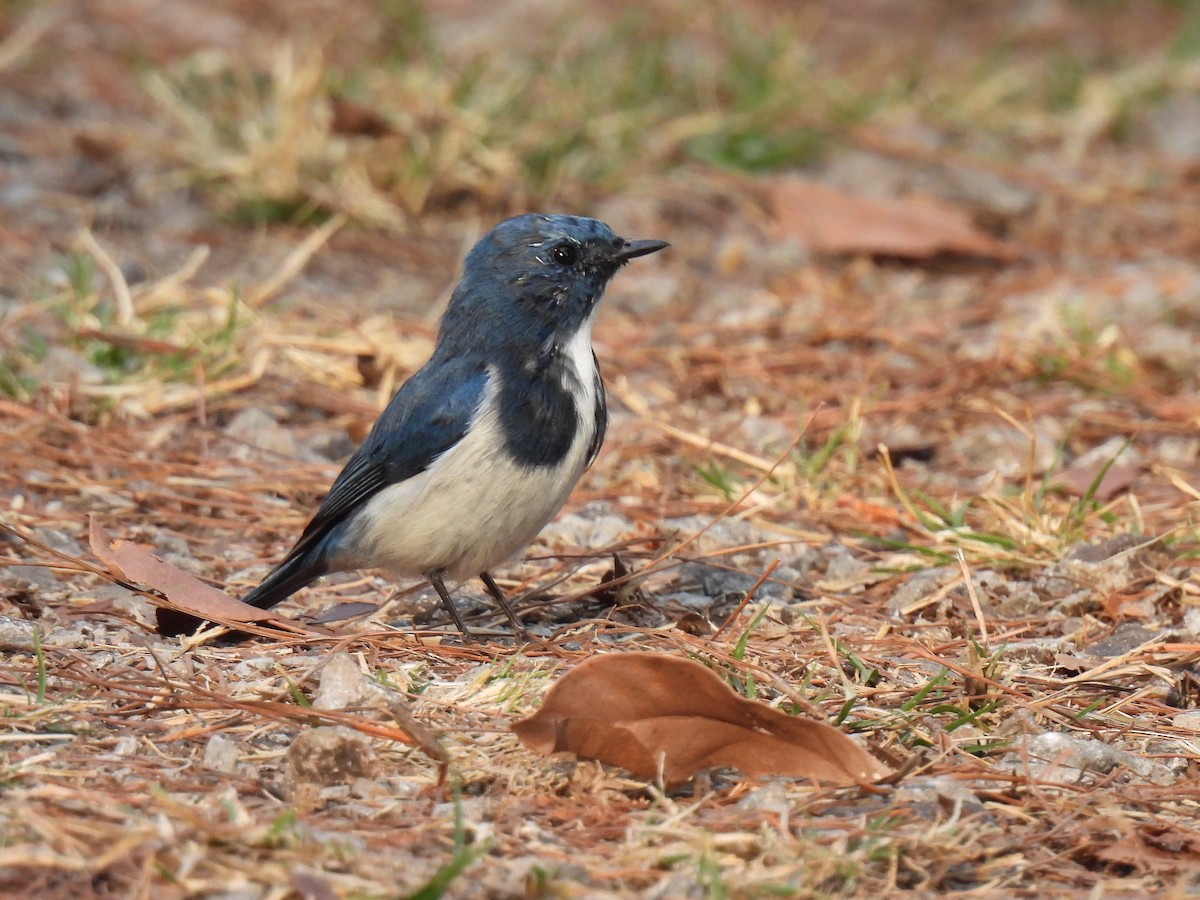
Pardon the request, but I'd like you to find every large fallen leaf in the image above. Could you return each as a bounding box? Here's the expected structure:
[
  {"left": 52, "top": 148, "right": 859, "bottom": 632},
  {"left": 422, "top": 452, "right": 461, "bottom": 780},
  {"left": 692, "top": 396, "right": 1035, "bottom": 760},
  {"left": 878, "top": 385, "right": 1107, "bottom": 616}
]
[
  {"left": 771, "top": 179, "right": 1019, "bottom": 261},
  {"left": 512, "top": 653, "right": 890, "bottom": 786},
  {"left": 88, "top": 517, "right": 313, "bottom": 636}
]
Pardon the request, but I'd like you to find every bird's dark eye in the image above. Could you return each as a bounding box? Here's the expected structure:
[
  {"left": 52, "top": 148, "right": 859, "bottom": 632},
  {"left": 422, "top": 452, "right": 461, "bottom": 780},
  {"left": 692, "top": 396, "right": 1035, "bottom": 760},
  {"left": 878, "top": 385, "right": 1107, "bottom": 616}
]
[{"left": 550, "top": 244, "right": 579, "bottom": 266}]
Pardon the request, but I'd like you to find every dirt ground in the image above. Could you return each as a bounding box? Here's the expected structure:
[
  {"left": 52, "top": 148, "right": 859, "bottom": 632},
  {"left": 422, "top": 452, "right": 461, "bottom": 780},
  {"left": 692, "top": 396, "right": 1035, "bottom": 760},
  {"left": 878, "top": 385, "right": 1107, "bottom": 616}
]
[{"left": 3, "top": 1, "right": 1200, "bottom": 897}]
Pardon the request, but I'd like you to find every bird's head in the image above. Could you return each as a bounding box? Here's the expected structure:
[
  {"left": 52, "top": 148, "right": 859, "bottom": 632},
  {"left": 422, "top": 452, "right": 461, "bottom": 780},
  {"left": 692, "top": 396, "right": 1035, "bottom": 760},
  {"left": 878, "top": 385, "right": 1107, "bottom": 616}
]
[{"left": 440, "top": 214, "right": 668, "bottom": 359}]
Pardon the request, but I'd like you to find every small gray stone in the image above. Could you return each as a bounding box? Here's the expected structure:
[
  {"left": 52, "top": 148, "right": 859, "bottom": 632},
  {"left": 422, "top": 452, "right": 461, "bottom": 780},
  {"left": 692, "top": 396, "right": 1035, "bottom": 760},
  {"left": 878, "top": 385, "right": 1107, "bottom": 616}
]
[
  {"left": 1026, "top": 732, "right": 1125, "bottom": 772},
  {"left": 660, "top": 516, "right": 772, "bottom": 556},
  {"left": 1183, "top": 608, "right": 1200, "bottom": 638},
  {"left": 1063, "top": 533, "right": 1142, "bottom": 564},
  {"left": 0, "top": 565, "right": 58, "bottom": 592},
  {"left": 678, "top": 562, "right": 757, "bottom": 598},
  {"left": 1156, "top": 436, "right": 1200, "bottom": 466},
  {"left": 661, "top": 590, "right": 715, "bottom": 612},
  {"left": 887, "top": 567, "right": 953, "bottom": 616},
  {"left": 948, "top": 422, "right": 1059, "bottom": 478},
  {"left": 288, "top": 726, "right": 376, "bottom": 786},
  {"left": 787, "top": 545, "right": 822, "bottom": 574},
  {"left": 306, "top": 429, "right": 356, "bottom": 462},
  {"left": 113, "top": 735, "right": 139, "bottom": 755},
  {"left": 231, "top": 655, "right": 278, "bottom": 680},
  {"left": 822, "top": 543, "right": 867, "bottom": 582},
  {"left": 736, "top": 781, "right": 790, "bottom": 812},
  {"left": 314, "top": 652, "right": 375, "bottom": 710},
  {"left": 1044, "top": 535, "right": 1142, "bottom": 597},
  {"left": 1037, "top": 574, "right": 1081, "bottom": 600},
  {"left": 538, "top": 504, "right": 633, "bottom": 550},
  {"left": 1085, "top": 623, "right": 1157, "bottom": 658},
  {"left": 1003, "top": 637, "right": 1078, "bottom": 665},
  {"left": 894, "top": 776, "right": 987, "bottom": 819},
  {"left": 0, "top": 616, "right": 38, "bottom": 647},
  {"left": 1017, "top": 732, "right": 1174, "bottom": 784},
  {"left": 33, "top": 528, "right": 84, "bottom": 557},
  {"left": 1068, "top": 438, "right": 1142, "bottom": 477},
  {"left": 762, "top": 565, "right": 801, "bottom": 601},
  {"left": 1174, "top": 711, "right": 1200, "bottom": 733},
  {"left": 995, "top": 582, "right": 1042, "bottom": 617},
  {"left": 152, "top": 532, "right": 193, "bottom": 558},
  {"left": 224, "top": 407, "right": 304, "bottom": 461},
  {"left": 739, "top": 416, "right": 792, "bottom": 452},
  {"left": 203, "top": 734, "right": 240, "bottom": 773},
  {"left": 44, "top": 623, "right": 94, "bottom": 649},
  {"left": 1051, "top": 590, "right": 1097, "bottom": 617}
]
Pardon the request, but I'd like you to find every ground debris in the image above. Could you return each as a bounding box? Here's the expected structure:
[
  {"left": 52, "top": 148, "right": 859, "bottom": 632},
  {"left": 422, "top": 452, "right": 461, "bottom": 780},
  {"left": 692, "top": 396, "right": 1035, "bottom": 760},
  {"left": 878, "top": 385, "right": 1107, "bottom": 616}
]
[{"left": 3, "top": 1, "right": 1200, "bottom": 895}]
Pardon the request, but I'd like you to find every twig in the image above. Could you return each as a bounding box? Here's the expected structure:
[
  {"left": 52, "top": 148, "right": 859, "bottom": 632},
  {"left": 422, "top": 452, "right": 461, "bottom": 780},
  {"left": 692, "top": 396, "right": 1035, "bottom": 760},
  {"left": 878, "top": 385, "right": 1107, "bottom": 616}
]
[
  {"left": 610, "top": 378, "right": 778, "bottom": 473},
  {"left": 711, "top": 558, "right": 780, "bottom": 641},
  {"left": 245, "top": 213, "right": 347, "bottom": 308},
  {"left": 77, "top": 228, "right": 137, "bottom": 329}
]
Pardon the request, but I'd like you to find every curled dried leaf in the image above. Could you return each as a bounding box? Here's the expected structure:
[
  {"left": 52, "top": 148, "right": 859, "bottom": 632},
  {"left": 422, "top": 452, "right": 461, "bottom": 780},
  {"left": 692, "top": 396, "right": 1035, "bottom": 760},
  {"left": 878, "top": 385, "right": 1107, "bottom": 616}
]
[
  {"left": 88, "top": 517, "right": 310, "bottom": 636},
  {"left": 512, "top": 653, "right": 890, "bottom": 787},
  {"left": 772, "top": 179, "right": 1019, "bottom": 261}
]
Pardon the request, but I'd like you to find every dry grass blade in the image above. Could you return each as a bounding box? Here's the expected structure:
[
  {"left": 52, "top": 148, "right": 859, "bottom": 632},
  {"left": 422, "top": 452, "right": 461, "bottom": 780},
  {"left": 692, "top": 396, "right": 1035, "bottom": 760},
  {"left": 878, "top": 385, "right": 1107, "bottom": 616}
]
[
  {"left": 244, "top": 213, "right": 347, "bottom": 308},
  {"left": 76, "top": 229, "right": 136, "bottom": 329},
  {"left": 0, "top": 3, "right": 61, "bottom": 73}
]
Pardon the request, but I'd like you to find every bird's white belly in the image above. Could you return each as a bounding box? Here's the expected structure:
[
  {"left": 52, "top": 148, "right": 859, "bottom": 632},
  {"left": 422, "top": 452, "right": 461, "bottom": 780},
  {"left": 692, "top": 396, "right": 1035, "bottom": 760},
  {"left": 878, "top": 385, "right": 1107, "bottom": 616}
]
[{"left": 347, "top": 361, "right": 597, "bottom": 581}]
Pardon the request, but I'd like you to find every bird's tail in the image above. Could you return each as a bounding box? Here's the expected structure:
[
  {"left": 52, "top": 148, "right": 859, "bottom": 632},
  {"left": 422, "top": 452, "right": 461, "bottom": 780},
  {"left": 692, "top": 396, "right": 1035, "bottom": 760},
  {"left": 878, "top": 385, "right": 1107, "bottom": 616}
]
[{"left": 240, "top": 551, "right": 327, "bottom": 610}]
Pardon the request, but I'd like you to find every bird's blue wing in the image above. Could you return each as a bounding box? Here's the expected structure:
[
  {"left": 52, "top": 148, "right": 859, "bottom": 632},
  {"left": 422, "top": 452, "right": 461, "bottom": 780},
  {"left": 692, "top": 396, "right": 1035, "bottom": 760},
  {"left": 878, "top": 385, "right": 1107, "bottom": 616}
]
[
  {"left": 240, "top": 357, "right": 489, "bottom": 610},
  {"left": 272, "top": 357, "right": 490, "bottom": 569}
]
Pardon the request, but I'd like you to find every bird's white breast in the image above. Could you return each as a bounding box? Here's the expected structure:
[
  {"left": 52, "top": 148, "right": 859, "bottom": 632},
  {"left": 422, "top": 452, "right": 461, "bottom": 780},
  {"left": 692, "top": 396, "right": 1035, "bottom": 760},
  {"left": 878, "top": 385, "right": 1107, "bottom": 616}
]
[
  {"left": 347, "top": 317, "right": 600, "bottom": 582},
  {"left": 560, "top": 313, "right": 599, "bottom": 427}
]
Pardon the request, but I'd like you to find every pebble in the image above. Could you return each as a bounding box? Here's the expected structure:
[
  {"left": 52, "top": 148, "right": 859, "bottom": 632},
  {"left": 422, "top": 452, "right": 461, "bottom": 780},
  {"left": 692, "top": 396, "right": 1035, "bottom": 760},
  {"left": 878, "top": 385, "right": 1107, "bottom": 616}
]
[
  {"left": 894, "top": 776, "right": 987, "bottom": 820},
  {"left": 314, "top": 652, "right": 378, "bottom": 710},
  {"left": 0, "top": 616, "right": 38, "bottom": 647},
  {"left": 288, "top": 726, "right": 376, "bottom": 786},
  {"left": 1012, "top": 731, "right": 1178, "bottom": 786},
  {"left": 678, "top": 562, "right": 757, "bottom": 598},
  {"left": 224, "top": 407, "right": 310, "bottom": 462},
  {"left": 203, "top": 733, "right": 240, "bottom": 774}
]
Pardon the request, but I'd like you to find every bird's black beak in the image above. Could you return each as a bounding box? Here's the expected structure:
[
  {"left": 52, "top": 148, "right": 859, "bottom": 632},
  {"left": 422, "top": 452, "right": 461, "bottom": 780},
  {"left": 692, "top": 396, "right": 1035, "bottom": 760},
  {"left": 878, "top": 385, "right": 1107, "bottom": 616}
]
[{"left": 616, "top": 238, "right": 670, "bottom": 261}]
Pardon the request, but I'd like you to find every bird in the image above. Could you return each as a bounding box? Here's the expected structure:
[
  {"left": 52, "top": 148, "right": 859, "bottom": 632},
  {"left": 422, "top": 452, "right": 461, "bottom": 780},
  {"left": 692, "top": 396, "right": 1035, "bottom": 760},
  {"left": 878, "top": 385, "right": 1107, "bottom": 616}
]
[{"left": 239, "top": 213, "right": 669, "bottom": 640}]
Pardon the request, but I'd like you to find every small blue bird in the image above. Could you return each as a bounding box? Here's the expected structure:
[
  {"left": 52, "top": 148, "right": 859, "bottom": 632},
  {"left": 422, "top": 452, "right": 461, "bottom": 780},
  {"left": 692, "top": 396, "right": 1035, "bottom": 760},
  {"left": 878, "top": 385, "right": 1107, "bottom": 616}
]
[{"left": 241, "top": 214, "right": 668, "bottom": 639}]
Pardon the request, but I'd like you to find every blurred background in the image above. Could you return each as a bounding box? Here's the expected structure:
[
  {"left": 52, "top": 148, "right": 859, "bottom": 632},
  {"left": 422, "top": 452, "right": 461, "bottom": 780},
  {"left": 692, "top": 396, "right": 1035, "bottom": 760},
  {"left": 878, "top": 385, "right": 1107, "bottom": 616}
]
[
  {"left": 4, "top": 1, "right": 1200, "bottom": 273},
  {"left": 3, "top": 0, "right": 1200, "bottom": 539}
]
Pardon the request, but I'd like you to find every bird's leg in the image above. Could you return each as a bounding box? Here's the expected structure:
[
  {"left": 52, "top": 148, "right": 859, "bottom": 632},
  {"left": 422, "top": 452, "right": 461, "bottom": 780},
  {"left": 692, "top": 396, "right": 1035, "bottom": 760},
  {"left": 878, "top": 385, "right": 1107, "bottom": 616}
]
[
  {"left": 479, "top": 571, "right": 529, "bottom": 637},
  {"left": 428, "top": 571, "right": 475, "bottom": 642}
]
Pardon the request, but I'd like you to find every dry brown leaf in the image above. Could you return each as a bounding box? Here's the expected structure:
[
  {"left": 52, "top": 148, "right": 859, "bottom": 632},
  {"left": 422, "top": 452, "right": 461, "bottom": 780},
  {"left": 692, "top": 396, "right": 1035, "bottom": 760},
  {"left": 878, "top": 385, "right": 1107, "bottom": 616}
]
[
  {"left": 88, "top": 517, "right": 310, "bottom": 635},
  {"left": 512, "top": 653, "right": 890, "bottom": 786},
  {"left": 1053, "top": 461, "right": 1143, "bottom": 500},
  {"left": 1094, "top": 827, "right": 1200, "bottom": 874},
  {"left": 771, "top": 179, "right": 1019, "bottom": 261}
]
